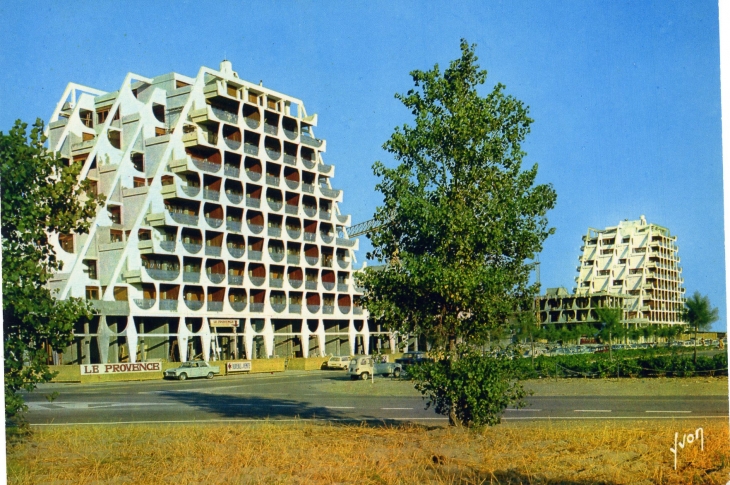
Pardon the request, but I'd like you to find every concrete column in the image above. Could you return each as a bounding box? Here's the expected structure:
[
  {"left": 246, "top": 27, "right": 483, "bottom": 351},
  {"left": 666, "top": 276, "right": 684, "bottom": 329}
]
[
  {"left": 244, "top": 319, "right": 253, "bottom": 360},
  {"left": 389, "top": 332, "right": 397, "bottom": 355},
  {"left": 201, "top": 319, "right": 212, "bottom": 362},
  {"left": 316, "top": 320, "right": 326, "bottom": 357},
  {"left": 139, "top": 322, "right": 146, "bottom": 362},
  {"left": 348, "top": 320, "right": 357, "bottom": 355},
  {"left": 231, "top": 322, "right": 238, "bottom": 360},
  {"left": 301, "top": 320, "right": 311, "bottom": 358},
  {"left": 109, "top": 319, "right": 119, "bottom": 363},
  {"left": 177, "top": 320, "right": 191, "bottom": 362},
  {"left": 125, "top": 319, "right": 138, "bottom": 364},
  {"left": 263, "top": 318, "right": 274, "bottom": 358}
]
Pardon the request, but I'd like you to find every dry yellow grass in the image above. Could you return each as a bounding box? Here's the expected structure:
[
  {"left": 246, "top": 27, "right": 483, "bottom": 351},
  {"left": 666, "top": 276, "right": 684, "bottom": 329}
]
[{"left": 7, "top": 419, "right": 730, "bottom": 484}]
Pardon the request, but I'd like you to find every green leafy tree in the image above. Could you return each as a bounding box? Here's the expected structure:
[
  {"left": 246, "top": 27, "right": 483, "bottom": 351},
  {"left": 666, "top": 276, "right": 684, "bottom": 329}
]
[
  {"left": 683, "top": 291, "right": 719, "bottom": 363},
  {"left": 357, "top": 40, "right": 556, "bottom": 427},
  {"left": 595, "top": 306, "right": 622, "bottom": 360},
  {"left": 1, "top": 119, "right": 99, "bottom": 424}
]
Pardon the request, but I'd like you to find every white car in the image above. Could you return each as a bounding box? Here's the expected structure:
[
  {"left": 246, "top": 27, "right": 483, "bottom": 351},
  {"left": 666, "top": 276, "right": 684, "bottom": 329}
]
[{"left": 325, "top": 356, "right": 351, "bottom": 370}]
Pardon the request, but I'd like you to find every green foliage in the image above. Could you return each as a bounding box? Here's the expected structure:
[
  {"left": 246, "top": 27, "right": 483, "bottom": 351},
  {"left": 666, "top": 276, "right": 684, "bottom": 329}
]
[
  {"left": 1, "top": 119, "right": 99, "bottom": 424},
  {"left": 683, "top": 292, "right": 719, "bottom": 332},
  {"left": 409, "top": 347, "right": 528, "bottom": 427},
  {"left": 356, "top": 40, "right": 556, "bottom": 427}
]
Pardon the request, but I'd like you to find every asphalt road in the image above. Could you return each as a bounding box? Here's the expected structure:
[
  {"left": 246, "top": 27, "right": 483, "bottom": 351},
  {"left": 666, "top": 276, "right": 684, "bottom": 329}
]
[{"left": 24, "top": 371, "right": 729, "bottom": 426}]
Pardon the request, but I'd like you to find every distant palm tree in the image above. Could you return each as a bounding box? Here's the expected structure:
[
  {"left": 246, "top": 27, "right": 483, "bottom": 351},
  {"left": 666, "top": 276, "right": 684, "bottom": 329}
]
[{"left": 683, "top": 291, "right": 719, "bottom": 364}]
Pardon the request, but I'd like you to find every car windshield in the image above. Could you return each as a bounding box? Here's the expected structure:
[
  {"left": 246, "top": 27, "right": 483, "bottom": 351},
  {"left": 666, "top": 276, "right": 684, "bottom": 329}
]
[{"left": 181, "top": 362, "right": 193, "bottom": 368}]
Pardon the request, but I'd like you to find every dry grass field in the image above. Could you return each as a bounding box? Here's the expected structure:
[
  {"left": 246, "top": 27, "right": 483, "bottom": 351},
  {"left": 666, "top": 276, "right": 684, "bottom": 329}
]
[{"left": 7, "top": 418, "right": 730, "bottom": 484}]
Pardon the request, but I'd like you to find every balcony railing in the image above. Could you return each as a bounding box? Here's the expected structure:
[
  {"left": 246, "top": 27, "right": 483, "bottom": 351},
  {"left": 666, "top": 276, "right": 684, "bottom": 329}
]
[
  {"left": 337, "top": 283, "right": 349, "bottom": 292},
  {"left": 323, "top": 306, "right": 334, "bottom": 315},
  {"left": 336, "top": 214, "right": 349, "bottom": 224},
  {"left": 271, "top": 303, "right": 286, "bottom": 313},
  {"left": 224, "top": 165, "right": 240, "bottom": 178},
  {"left": 244, "top": 116, "right": 260, "bottom": 129},
  {"left": 183, "top": 242, "right": 202, "bottom": 254},
  {"left": 285, "top": 205, "right": 298, "bottom": 215},
  {"left": 303, "top": 206, "right": 317, "bottom": 217},
  {"left": 270, "top": 278, "right": 284, "bottom": 288},
  {"left": 305, "top": 256, "right": 318, "bottom": 265},
  {"left": 244, "top": 143, "right": 259, "bottom": 156},
  {"left": 268, "top": 226, "right": 282, "bottom": 238},
  {"left": 319, "top": 210, "right": 331, "bottom": 221},
  {"left": 134, "top": 299, "right": 155, "bottom": 310},
  {"left": 248, "top": 250, "right": 263, "bottom": 261},
  {"left": 185, "top": 300, "right": 203, "bottom": 311},
  {"left": 192, "top": 159, "right": 221, "bottom": 173},
  {"left": 303, "top": 232, "right": 316, "bottom": 242},
  {"left": 224, "top": 138, "right": 241, "bottom": 151},
  {"left": 353, "top": 307, "right": 363, "bottom": 315},
  {"left": 289, "top": 304, "right": 301, "bottom": 314},
  {"left": 322, "top": 281, "right": 335, "bottom": 291},
  {"left": 301, "top": 135, "right": 323, "bottom": 148},
  {"left": 322, "top": 259, "right": 333, "bottom": 268},
  {"left": 302, "top": 183, "right": 315, "bottom": 194},
  {"left": 288, "top": 278, "right": 303, "bottom": 289},
  {"left": 205, "top": 217, "right": 223, "bottom": 228},
  {"left": 306, "top": 304, "right": 321, "bottom": 313},
  {"left": 205, "top": 245, "right": 222, "bottom": 257},
  {"left": 265, "top": 149, "right": 281, "bottom": 160},
  {"left": 286, "top": 228, "right": 301, "bottom": 239},
  {"left": 264, "top": 124, "right": 278, "bottom": 135},
  {"left": 183, "top": 271, "right": 200, "bottom": 283},
  {"left": 228, "top": 274, "right": 244, "bottom": 285},
  {"left": 228, "top": 246, "right": 245, "bottom": 258},
  {"left": 266, "top": 175, "right": 280, "bottom": 186},
  {"left": 283, "top": 154, "right": 296, "bottom": 166},
  {"left": 160, "top": 241, "right": 176, "bottom": 252},
  {"left": 144, "top": 267, "right": 179, "bottom": 281},
  {"left": 283, "top": 129, "right": 297, "bottom": 140},
  {"left": 247, "top": 223, "right": 264, "bottom": 234},
  {"left": 160, "top": 299, "right": 178, "bottom": 311},
  {"left": 245, "top": 169, "right": 262, "bottom": 182},
  {"left": 211, "top": 106, "right": 238, "bottom": 124},
  {"left": 336, "top": 238, "right": 356, "bottom": 248},
  {"left": 250, "top": 302, "right": 264, "bottom": 313},
  {"left": 227, "top": 220, "right": 242, "bottom": 233},
  {"left": 267, "top": 199, "right": 282, "bottom": 211},
  {"left": 230, "top": 301, "right": 246, "bottom": 312},
  {"left": 245, "top": 197, "right": 261, "bottom": 208},
  {"left": 320, "top": 233, "right": 334, "bottom": 244},
  {"left": 338, "top": 305, "right": 351, "bottom": 314},
  {"left": 203, "top": 189, "right": 220, "bottom": 201},
  {"left": 287, "top": 254, "right": 300, "bottom": 265},
  {"left": 207, "top": 272, "right": 225, "bottom": 284},
  {"left": 169, "top": 212, "right": 199, "bottom": 226},
  {"left": 208, "top": 301, "right": 224, "bottom": 312},
  {"left": 320, "top": 187, "right": 340, "bottom": 198},
  {"left": 269, "top": 251, "right": 285, "bottom": 262},
  {"left": 226, "top": 192, "right": 243, "bottom": 205},
  {"left": 302, "top": 158, "right": 316, "bottom": 170},
  {"left": 317, "top": 164, "right": 334, "bottom": 175},
  {"left": 305, "top": 281, "right": 317, "bottom": 290},
  {"left": 250, "top": 276, "right": 265, "bottom": 286},
  {"left": 285, "top": 178, "right": 299, "bottom": 189},
  {"left": 181, "top": 185, "right": 200, "bottom": 197},
  {"left": 337, "top": 259, "right": 349, "bottom": 269}
]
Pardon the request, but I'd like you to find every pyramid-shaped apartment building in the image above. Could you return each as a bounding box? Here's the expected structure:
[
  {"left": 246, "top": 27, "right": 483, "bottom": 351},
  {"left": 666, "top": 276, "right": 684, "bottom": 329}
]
[{"left": 46, "top": 61, "right": 382, "bottom": 365}]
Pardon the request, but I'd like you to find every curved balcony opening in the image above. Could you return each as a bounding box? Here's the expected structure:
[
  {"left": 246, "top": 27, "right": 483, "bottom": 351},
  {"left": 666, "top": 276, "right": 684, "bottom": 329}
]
[
  {"left": 207, "top": 287, "right": 225, "bottom": 312},
  {"left": 268, "top": 214, "right": 283, "bottom": 238},
  {"left": 248, "top": 237, "right": 264, "bottom": 261},
  {"left": 337, "top": 271, "right": 349, "bottom": 292},
  {"left": 286, "top": 217, "right": 302, "bottom": 240},
  {"left": 165, "top": 200, "right": 200, "bottom": 226},
  {"left": 248, "top": 263, "right": 266, "bottom": 287},
  {"left": 338, "top": 294, "right": 352, "bottom": 314},
  {"left": 226, "top": 234, "right": 246, "bottom": 258},
  {"left": 264, "top": 111, "right": 279, "bottom": 136},
  {"left": 306, "top": 319, "right": 319, "bottom": 333},
  {"left": 270, "top": 265, "right": 285, "bottom": 289},
  {"left": 208, "top": 98, "right": 239, "bottom": 124},
  {"left": 244, "top": 131, "right": 260, "bottom": 156},
  {"left": 224, "top": 151, "right": 241, "bottom": 178},
  {"left": 181, "top": 228, "right": 202, "bottom": 254},
  {"left": 206, "top": 259, "right": 226, "bottom": 284},
  {"left": 301, "top": 170, "right": 316, "bottom": 194},
  {"left": 282, "top": 117, "right": 298, "bottom": 140},
  {"left": 203, "top": 203, "right": 223, "bottom": 228},
  {"left": 202, "top": 174, "right": 221, "bottom": 201},
  {"left": 181, "top": 173, "right": 201, "bottom": 197},
  {"left": 301, "top": 146, "right": 316, "bottom": 169},
  {"left": 182, "top": 257, "right": 201, "bottom": 283},
  {"left": 301, "top": 124, "right": 323, "bottom": 148},
  {"left": 133, "top": 283, "right": 157, "bottom": 310},
  {"left": 152, "top": 103, "right": 166, "bottom": 123},
  {"left": 159, "top": 284, "right": 180, "bottom": 311},
  {"left": 353, "top": 296, "right": 363, "bottom": 315},
  {"left": 321, "top": 247, "right": 334, "bottom": 268},
  {"left": 270, "top": 291, "right": 286, "bottom": 313},
  {"left": 246, "top": 210, "right": 264, "bottom": 234},
  {"left": 319, "top": 199, "right": 332, "bottom": 221},
  {"left": 224, "top": 179, "right": 243, "bottom": 204},
  {"left": 186, "top": 146, "right": 221, "bottom": 173},
  {"left": 285, "top": 192, "right": 299, "bottom": 215},
  {"left": 107, "top": 129, "right": 122, "bottom": 150},
  {"left": 266, "top": 188, "right": 283, "bottom": 212},
  {"left": 322, "top": 294, "right": 335, "bottom": 315},
  {"left": 229, "top": 288, "right": 247, "bottom": 312},
  {"left": 286, "top": 242, "right": 301, "bottom": 265},
  {"left": 141, "top": 255, "right": 180, "bottom": 281},
  {"left": 288, "top": 267, "right": 303, "bottom": 289},
  {"left": 303, "top": 219, "right": 317, "bottom": 242},
  {"left": 222, "top": 124, "right": 242, "bottom": 150},
  {"left": 243, "top": 103, "right": 261, "bottom": 129},
  {"left": 322, "top": 270, "right": 335, "bottom": 291},
  {"left": 302, "top": 196, "right": 317, "bottom": 218},
  {"left": 250, "top": 289, "right": 266, "bottom": 313},
  {"left": 183, "top": 285, "right": 204, "bottom": 310},
  {"left": 289, "top": 292, "right": 303, "bottom": 314},
  {"left": 264, "top": 136, "right": 281, "bottom": 160},
  {"left": 204, "top": 231, "right": 223, "bottom": 257},
  {"left": 131, "top": 152, "right": 145, "bottom": 173},
  {"left": 284, "top": 167, "right": 299, "bottom": 189},
  {"left": 244, "top": 157, "right": 262, "bottom": 182},
  {"left": 320, "top": 222, "right": 334, "bottom": 244},
  {"left": 283, "top": 141, "right": 298, "bottom": 166},
  {"left": 265, "top": 162, "right": 281, "bottom": 186},
  {"left": 306, "top": 293, "right": 321, "bottom": 313},
  {"left": 245, "top": 183, "right": 262, "bottom": 208},
  {"left": 226, "top": 206, "right": 243, "bottom": 233},
  {"left": 228, "top": 261, "right": 245, "bottom": 286},
  {"left": 304, "top": 244, "right": 319, "bottom": 266},
  {"left": 305, "top": 268, "right": 319, "bottom": 290},
  {"left": 268, "top": 240, "right": 285, "bottom": 263}
]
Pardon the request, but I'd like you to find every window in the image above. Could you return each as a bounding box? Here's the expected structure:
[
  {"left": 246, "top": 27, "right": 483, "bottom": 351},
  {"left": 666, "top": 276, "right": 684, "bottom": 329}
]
[
  {"left": 84, "top": 259, "right": 97, "bottom": 280},
  {"left": 113, "top": 287, "right": 128, "bottom": 301},
  {"left": 133, "top": 177, "right": 146, "bottom": 188},
  {"left": 618, "top": 259, "right": 627, "bottom": 264},
  {"left": 86, "top": 286, "right": 100, "bottom": 300},
  {"left": 110, "top": 230, "right": 123, "bottom": 243},
  {"left": 109, "top": 206, "right": 122, "bottom": 225},
  {"left": 59, "top": 234, "right": 74, "bottom": 253},
  {"left": 97, "top": 108, "right": 110, "bottom": 125}
]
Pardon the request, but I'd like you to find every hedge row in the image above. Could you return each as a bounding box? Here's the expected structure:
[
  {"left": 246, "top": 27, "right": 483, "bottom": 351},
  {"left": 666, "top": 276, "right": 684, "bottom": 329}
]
[{"left": 512, "top": 350, "right": 728, "bottom": 379}]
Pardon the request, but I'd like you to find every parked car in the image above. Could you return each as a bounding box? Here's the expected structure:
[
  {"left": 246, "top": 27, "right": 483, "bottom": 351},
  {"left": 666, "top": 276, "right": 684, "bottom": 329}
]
[
  {"left": 395, "top": 351, "right": 432, "bottom": 366},
  {"left": 325, "top": 356, "right": 351, "bottom": 370},
  {"left": 164, "top": 361, "right": 220, "bottom": 380},
  {"left": 348, "top": 356, "right": 403, "bottom": 380}
]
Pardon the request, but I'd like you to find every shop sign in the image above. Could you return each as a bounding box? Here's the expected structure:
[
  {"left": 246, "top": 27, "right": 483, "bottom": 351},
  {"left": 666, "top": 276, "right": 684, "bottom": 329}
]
[
  {"left": 80, "top": 362, "right": 162, "bottom": 375},
  {"left": 210, "top": 319, "right": 239, "bottom": 328},
  {"left": 226, "top": 361, "right": 252, "bottom": 373}
]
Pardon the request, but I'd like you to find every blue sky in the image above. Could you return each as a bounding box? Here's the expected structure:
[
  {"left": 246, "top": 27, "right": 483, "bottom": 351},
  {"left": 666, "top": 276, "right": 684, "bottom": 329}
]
[{"left": 0, "top": 1, "right": 725, "bottom": 330}]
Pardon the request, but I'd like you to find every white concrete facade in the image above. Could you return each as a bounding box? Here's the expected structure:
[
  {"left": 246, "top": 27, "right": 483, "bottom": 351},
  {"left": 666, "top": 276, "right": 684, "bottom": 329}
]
[{"left": 46, "top": 61, "right": 385, "bottom": 364}]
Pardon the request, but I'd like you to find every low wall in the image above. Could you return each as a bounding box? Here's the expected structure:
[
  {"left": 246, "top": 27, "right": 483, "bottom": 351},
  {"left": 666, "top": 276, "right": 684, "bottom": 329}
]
[{"left": 287, "top": 357, "right": 329, "bottom": 370}]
